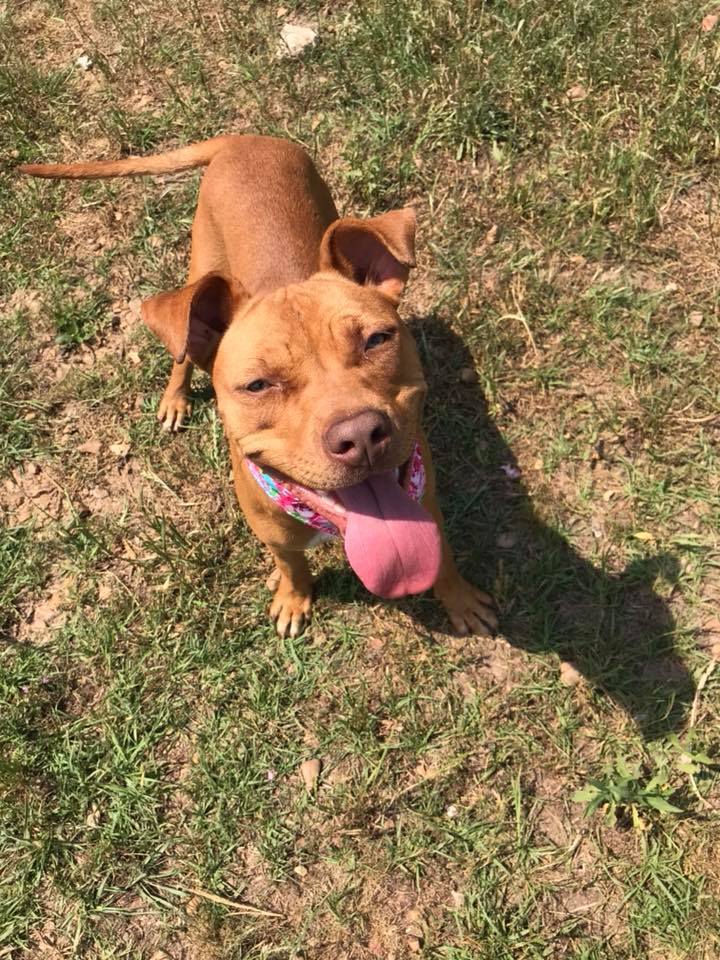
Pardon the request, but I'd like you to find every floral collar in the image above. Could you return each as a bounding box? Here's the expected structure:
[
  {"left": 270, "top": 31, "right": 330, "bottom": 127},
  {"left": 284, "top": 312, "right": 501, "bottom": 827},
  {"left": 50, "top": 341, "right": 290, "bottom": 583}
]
[{"left": 245, "top": 442, "right": 426, "bottom": 538}]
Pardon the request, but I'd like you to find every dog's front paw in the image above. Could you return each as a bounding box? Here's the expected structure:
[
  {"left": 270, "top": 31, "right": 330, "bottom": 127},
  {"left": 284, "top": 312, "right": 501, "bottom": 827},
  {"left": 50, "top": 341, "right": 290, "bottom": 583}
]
[
  {"left": 269, "top": 577, "right": 312, "bottom": 638},
  {"left": 434, "top": 575, "right": 497, "bottom": 637},
  {"left": 157, "top": 387, "right": 191, "bottom": 432}
]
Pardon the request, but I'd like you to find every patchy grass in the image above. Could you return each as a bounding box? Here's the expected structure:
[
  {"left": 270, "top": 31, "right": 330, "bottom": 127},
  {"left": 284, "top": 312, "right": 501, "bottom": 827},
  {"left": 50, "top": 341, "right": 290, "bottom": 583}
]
[{"left": 1, "top": 0, "right": 720, "bottom": 957}]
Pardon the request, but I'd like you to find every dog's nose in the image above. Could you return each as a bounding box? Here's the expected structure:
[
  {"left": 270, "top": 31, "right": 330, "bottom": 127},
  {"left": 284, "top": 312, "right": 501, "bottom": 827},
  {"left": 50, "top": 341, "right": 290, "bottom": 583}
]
[{"left": 323, "top": 409, "right": 392, "bottom": 468}]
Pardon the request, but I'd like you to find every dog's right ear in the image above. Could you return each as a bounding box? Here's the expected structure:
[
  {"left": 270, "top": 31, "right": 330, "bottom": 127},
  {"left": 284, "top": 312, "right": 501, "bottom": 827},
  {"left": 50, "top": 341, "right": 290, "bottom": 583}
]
[{"left": 141, "top": 272, "right": 245, "bottom": 370}]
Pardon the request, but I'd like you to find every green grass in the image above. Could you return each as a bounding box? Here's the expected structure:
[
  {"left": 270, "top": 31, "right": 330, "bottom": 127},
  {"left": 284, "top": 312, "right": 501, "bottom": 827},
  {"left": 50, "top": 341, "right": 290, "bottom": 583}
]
[{"left": 1, "top": 0, "right": 720, "bottom": 956}]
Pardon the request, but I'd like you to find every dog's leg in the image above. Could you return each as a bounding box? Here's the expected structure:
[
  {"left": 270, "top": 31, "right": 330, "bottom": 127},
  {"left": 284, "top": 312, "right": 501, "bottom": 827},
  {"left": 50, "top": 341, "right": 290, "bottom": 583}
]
[
  {"left": 266, "top": 546, "right": 313, "bottom": 638},
  {"left": 425, "top": 491, "right": 498, "bottom": 636},
  {"left": 229, "top": 450, "right": 316, "bottom": 638},
  {"left": 156, "top": 200, "right": 225, "bottom": 431},
  {"left": 429, "top": 507, "right": 498, "bottom": 636},
  {"left": 158, "top": 358, "right": 194, "bottom": 431},
  {"left": 419, "top": 436, "right": 498, "bottom": 636}
]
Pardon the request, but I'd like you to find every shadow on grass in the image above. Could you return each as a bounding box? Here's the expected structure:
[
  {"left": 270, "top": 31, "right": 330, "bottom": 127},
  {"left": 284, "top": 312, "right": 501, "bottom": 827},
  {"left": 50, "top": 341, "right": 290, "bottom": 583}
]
[{"left": 317, "top": 314, "right": 692, "bottom": 740}]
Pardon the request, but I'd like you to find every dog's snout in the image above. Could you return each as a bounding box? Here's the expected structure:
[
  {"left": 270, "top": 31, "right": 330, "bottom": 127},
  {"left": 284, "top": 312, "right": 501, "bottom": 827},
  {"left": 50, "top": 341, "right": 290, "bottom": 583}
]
[{"left": 323, "top": 409, "right": 392, "bottom": 468}]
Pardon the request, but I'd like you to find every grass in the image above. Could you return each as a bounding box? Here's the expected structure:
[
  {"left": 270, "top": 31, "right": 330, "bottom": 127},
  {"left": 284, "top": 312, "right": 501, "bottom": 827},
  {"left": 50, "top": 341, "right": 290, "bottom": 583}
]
[{"left": 1, "top": 0, "right": 720, "bottom": 956}]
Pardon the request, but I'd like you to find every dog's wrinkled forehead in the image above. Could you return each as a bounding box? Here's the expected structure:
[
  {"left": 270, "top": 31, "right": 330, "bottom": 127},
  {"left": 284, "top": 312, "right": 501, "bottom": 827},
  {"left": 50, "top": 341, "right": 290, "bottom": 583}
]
[{"left": 218, "top": 275, "right": 399, "bottom": 373}]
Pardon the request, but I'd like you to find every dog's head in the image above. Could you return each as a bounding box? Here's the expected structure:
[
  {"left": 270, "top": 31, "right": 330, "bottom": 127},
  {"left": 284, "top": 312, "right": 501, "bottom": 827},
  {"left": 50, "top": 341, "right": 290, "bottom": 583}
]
[{"left": 142, "top": 208, "right": 427, "bottom": 492}]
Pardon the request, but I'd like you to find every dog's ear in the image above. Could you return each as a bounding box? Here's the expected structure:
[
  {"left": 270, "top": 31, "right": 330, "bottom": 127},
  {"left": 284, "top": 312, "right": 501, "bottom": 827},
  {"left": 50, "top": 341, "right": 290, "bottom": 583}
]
[
  {"left": 141, "top": 272, "right": 245, "bottom": 370},
  {"left": 319, "top": 207, "right": 416, "bottom": 304}
]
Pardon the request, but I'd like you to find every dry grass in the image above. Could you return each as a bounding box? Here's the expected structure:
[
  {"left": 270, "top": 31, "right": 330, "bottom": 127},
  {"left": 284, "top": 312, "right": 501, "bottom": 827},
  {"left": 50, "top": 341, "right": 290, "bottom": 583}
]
[{"left": 1, "top": 1, "right": 719, "bottom": 957}]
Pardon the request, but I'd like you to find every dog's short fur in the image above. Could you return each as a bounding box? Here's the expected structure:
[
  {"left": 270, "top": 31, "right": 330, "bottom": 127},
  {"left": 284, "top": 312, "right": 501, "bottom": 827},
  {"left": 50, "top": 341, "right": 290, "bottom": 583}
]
[{"left": 19, "top": 135, "right": 497, "bottom": 637}]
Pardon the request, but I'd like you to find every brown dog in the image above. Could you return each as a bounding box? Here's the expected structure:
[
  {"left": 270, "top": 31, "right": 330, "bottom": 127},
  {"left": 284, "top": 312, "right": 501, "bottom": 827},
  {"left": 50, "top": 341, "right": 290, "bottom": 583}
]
[{"left": 20, "top": 135, "right": 497, "bottom": 638}]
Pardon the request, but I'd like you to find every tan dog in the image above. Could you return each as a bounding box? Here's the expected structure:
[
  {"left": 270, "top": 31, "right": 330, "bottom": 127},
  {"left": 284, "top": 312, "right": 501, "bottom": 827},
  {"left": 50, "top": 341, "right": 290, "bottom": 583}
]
[{"left": 20, "top": 135, "right": 497, "bottom": 638}]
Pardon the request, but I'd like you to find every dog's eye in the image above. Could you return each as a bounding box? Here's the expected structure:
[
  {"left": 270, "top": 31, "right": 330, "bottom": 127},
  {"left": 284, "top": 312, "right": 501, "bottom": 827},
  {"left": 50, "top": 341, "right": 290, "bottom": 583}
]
[
  {"left": 364, "top": 330, "right": 394, "bottom": 351},
  {"left": 245, "top": 379, "right": 271, "bottom": 393}
]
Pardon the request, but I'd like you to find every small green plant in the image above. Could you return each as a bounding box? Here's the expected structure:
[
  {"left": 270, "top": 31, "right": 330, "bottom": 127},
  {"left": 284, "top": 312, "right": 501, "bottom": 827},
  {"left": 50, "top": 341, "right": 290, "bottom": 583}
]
[
  {"left": 51, "top": 288, "right": 109, "bottom": 350},
  {"left": 573, "top": 757, "right": 681, "bottom": 831},
  {"left": 663, "top": 733, "right": 716, "bottom": 806}
]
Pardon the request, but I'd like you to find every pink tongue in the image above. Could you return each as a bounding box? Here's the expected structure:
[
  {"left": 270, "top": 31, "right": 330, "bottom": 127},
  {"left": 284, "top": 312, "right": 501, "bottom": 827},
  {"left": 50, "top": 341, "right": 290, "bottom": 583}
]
[{"left": 335, "top": 473, "right": 441, "bottom": 599}]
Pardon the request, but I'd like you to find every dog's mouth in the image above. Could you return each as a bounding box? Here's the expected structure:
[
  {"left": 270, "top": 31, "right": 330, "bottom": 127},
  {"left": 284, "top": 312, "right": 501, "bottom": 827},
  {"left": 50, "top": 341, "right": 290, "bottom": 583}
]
[
  {"left": 275, "top": 456, "right": 412, "bottom": 532},
  {"left": 262, "top": 453, "right": 442, "bottom": 599}
]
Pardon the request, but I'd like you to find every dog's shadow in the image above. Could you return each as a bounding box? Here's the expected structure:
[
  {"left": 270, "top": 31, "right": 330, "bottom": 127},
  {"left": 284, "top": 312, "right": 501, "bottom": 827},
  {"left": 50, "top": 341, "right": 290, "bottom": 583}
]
[{"left": 320, "top": 314, "right": 692, "bottom": 740}]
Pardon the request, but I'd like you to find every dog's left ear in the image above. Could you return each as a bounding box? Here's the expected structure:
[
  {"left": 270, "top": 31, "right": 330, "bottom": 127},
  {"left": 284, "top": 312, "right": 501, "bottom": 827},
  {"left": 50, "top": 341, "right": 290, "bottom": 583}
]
[{"left": 319, "top": 207, "right": 416, "bottom": 304}]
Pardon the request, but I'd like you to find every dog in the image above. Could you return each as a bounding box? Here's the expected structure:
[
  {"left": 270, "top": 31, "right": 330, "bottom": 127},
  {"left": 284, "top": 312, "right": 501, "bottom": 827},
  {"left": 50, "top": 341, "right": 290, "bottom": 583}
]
[{"left": 19, "top": 135, "right": 497, "bottom": 638}]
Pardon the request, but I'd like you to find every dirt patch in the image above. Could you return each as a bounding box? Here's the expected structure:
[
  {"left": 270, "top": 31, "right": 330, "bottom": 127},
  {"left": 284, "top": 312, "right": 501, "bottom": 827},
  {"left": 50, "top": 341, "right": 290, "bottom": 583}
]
[
  {"left": 3, "top": 462, "right": 67, "bottom": 526},
  {"left": 4, "top": 287, "right": 43, "bottom": 318},
  {"left": 58, "top": 207, "right": 116, "bottom": 259},
  {"left": 651, "top": 180, "right": 720, "bottom": 298},
  {"left": 450, "top": 636, "right": 528, "bottom": 693},
  {"left": 530, "top": 776, "right": 634, "bottom": 944},
  {"left": 534, "top": 795, "right": 579, "bottom": 851},
  {"left": 2, "top": 424, "right": 157, "bottom": 530},
  {"left": 20, "top": 567, "right": 76, "bottom": 640}
]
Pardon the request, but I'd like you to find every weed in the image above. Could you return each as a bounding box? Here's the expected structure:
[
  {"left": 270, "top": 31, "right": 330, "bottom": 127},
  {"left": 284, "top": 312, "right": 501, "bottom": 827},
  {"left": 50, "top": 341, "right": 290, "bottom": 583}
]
[{"left": 574, "top": 757, "right": 682, "bottom": 830}]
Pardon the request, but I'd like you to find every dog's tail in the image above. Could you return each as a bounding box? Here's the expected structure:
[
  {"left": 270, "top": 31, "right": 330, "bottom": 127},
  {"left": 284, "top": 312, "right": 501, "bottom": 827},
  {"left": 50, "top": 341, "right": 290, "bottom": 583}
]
[{"left": 17, "top": 135, "right": 239, "bottom": 180}]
